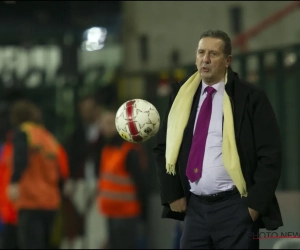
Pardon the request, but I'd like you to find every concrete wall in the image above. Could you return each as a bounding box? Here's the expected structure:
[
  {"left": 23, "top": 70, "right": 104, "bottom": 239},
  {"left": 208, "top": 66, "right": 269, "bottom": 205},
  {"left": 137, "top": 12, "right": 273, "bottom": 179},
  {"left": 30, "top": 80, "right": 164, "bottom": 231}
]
[{"left": 121, "top": 1, "right": 300, "bottom": 72}]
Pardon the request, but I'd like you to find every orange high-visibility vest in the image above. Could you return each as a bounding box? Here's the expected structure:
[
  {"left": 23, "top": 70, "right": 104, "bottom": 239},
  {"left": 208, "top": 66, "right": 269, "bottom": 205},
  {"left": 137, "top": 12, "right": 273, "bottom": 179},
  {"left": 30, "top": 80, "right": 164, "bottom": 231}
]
[
  {"left": 57, "top": 145, "right": 70, "bottom": 180},
  {"left": 16, "top": 122, "right": 62, "bottom": 210},
  {"left": 0, "top": 140, "right": 18, "bottom": 224},
  {"left": 98, "top": 142, "right": 141, "bottom": 218}
]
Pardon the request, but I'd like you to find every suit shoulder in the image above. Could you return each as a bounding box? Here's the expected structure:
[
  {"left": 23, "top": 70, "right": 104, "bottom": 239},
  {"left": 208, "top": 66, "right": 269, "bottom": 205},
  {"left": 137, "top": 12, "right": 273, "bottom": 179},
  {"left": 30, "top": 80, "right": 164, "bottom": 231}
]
[
  {"left": 170, "top": 73, "right": 193, "bottom": 93},
  {"left": 170, "top": 80, "right": 183, "bottom": 92},
  {"left": 237, "top": 78, "right": 271, "bottom": 106},
  {"left": 238, "top": 78, "right": 266, "bottom": 95}
]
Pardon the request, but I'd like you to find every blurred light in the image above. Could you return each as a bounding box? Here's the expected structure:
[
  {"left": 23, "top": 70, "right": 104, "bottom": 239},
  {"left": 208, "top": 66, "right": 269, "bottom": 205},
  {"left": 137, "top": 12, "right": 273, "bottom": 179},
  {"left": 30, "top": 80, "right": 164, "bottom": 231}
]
[
  {"left": 4, "top": 1, "right": 16, "bottom": 4},
  {"left": 284, "top": 53, "right": 297, "bottom": 67},
  {"left": 82, "top": 27, "right": 107, "bottom": 52},
  {"left": 87, "top": 27, "right": 107, "bottom": 43},
  {"left": 81, "top": 40, "right": 105, "bottom": 52}
]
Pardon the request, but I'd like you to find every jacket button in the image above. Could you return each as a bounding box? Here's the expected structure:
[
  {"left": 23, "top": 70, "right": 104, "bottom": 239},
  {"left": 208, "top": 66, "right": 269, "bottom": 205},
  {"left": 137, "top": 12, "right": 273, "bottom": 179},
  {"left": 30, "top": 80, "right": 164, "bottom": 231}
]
[{"left": 194, "top": 168, "right": 198, "bottom": 173}]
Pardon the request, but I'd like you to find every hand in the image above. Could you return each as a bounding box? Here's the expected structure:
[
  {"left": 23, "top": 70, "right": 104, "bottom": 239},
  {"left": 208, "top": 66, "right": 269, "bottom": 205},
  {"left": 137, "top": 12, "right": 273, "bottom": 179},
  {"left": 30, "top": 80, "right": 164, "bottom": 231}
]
[
  {"left": 7, "top": 184, "right": 19, "bottom": 201},
  {"left": 170, "top": 197, "right": 186, "bottom": 213},
  {"left": 248, "top": 207, "right": 260, "bottom": 222}
]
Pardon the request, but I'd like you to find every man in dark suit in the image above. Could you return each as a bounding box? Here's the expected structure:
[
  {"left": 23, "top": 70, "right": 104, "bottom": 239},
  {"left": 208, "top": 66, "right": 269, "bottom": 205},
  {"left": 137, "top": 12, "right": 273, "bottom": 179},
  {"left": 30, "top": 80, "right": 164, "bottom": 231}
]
[{"left": 153, "top": 29, "right": 283, "bottom": 249}]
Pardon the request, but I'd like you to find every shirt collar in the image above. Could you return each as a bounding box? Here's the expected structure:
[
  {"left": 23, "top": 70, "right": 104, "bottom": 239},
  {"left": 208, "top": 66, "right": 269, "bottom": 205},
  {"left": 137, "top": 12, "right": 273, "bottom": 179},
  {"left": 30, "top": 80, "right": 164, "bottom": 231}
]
[{"left": 201, "top": 79, "right": 225, "bottom": 95}]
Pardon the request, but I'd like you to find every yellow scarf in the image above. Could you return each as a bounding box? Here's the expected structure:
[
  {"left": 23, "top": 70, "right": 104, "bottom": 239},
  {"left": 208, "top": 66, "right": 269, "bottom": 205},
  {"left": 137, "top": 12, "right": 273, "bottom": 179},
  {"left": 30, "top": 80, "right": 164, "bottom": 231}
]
[{"left": 165, "top": 71, "right": 247, "bottom": 197}]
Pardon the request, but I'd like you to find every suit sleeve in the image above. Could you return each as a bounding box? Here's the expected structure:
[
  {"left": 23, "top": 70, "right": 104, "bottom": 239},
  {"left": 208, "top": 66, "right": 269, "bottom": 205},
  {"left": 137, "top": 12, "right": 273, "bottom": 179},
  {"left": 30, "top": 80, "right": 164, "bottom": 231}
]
[
  {"left": 153, "top": 82, "right": 185, "bottom": 206},
  {"left": 246, "top": 89, "right": 282, "bottom": 215},
  {"left": 11, "top": 130, "right": 28, "bottom": 183}
]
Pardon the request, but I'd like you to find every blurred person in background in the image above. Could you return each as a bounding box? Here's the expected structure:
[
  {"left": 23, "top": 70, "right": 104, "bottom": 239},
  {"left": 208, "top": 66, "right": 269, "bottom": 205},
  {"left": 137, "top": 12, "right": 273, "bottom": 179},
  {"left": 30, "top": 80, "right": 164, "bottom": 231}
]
[
  {"left": 67, "top": 94, "right": 104, "bottom": 179},
  {"left": 153, "top": 29, "right": 282, "bottom": 249},
  {"left": 0, "top": 131, "right": 18, "bottom": 249},
  {"left": 97, "top": 108, "right": 149, "bottom": 249},
  {"left": 0, "top": 91, "right": 33, "bottom": 249},
  {"left": 7, "top": 100, "right": 69, "bottom": 249},
  {"left": 63, "top": 93, "right": 107, "bottom": 249}
]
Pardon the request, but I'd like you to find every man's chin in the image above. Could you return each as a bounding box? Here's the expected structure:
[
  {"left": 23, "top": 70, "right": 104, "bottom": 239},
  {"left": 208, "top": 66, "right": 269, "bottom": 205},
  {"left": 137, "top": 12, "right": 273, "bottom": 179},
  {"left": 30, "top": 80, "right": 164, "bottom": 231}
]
[
  {"left": 200, "top": 70, "right": 210, "bottom": 74},
  {"left": 200, "top": 72, "right": 212, "bottom": 80}
]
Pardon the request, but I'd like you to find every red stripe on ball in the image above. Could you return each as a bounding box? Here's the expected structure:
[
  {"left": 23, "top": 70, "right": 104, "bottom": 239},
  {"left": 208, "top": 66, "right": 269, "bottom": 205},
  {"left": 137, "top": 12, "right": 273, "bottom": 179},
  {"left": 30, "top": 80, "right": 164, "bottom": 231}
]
[{"left": 126, "top": 100, "right": 143, "bottom": 143}]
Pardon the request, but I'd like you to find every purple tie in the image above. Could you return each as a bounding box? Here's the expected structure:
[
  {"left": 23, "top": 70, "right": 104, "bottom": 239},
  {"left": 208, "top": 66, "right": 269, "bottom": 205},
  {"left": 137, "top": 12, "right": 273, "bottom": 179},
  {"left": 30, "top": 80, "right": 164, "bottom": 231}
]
[{"left": 186, "top": 86, "right": 216, "bottom": 183}]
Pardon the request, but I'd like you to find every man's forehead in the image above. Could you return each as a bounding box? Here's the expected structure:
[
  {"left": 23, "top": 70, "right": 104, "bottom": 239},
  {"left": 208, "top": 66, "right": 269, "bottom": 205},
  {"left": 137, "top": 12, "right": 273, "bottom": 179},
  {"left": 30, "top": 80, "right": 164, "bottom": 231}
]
[{"left": 197, "top": 37, "right": 224, "bottom": 50}]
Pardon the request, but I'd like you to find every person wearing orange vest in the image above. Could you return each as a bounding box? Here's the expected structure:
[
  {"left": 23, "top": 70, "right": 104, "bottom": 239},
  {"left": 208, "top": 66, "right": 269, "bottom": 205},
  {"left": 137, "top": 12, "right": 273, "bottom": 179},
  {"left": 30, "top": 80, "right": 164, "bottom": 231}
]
[
  {"left": 0, "top": 131, "right": 18, "bottom": 249},
  {"left": 7, "top": 100, "right": 69, "bottom": 249},
  {"left": 98, "top": 109, "right": 149, "bottom": 249}
]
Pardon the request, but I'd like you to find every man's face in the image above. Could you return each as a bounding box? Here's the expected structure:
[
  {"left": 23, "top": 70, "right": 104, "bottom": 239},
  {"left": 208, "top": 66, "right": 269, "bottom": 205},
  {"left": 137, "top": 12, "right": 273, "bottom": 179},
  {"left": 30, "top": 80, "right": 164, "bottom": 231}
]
[
  {"left": 101, "top": 111, "right": 117, "bottom": 139},
  {"left": 79, "top": 98, "right": 98, "bottom": 124},
  {"left": 195, "top": 37, "right": 232, "bottom": 85}
]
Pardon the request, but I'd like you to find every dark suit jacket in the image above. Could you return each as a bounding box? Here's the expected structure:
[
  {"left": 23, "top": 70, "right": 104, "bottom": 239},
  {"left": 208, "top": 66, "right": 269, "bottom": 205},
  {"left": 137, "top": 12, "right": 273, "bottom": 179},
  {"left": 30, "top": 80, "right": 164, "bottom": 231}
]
[{"left": 153, "top": 67, "right": 283, "bottom": 231}]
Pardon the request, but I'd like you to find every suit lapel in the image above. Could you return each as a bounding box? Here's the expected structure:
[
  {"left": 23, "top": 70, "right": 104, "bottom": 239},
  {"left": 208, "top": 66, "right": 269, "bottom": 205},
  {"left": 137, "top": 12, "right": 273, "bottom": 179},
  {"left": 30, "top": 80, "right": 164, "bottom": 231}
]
[
  {"left": 225, "top": 67, "right": 248, "bottom": 140},
  {"left": 179, "top": 81, "right": 202, "bottom": 168}
]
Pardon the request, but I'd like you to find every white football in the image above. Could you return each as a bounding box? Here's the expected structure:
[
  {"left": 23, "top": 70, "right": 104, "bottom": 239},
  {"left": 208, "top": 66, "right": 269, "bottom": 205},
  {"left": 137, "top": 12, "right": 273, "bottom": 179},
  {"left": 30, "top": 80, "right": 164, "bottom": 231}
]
[{"left": 115, "top": 99, "right": 160, "bottom": 143}]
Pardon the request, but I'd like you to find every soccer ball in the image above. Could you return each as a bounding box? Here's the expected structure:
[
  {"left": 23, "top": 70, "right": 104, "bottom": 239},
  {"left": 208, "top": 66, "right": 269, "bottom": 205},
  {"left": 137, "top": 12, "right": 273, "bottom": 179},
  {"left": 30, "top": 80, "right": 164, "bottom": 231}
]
[{"left": 115, "top": 99, "right": 160, "bottom": 143}]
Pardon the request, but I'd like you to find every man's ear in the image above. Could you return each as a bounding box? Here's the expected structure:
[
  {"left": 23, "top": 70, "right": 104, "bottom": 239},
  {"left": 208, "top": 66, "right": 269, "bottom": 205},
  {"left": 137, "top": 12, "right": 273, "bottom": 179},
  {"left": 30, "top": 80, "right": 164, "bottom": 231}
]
[{"left": 226, "top": 55, "right": 232, "bottom": 68}]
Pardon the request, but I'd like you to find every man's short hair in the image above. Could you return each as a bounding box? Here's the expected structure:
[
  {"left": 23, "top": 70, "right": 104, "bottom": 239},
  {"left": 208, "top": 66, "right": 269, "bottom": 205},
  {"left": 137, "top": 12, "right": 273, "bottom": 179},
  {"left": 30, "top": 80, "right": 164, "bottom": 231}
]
[
  {"left": 10, "top": 100, "right": 41, "bottom": 126},
  {"left": 199, "top": 29, "right": 232, "bottom": 56}
]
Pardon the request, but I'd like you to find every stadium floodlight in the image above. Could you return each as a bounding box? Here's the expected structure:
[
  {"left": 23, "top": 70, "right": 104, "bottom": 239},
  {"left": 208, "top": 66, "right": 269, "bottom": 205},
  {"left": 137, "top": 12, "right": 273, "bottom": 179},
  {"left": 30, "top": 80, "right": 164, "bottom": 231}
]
[{"left": 82, "top": 27, "right": 107, "bottom": 52}]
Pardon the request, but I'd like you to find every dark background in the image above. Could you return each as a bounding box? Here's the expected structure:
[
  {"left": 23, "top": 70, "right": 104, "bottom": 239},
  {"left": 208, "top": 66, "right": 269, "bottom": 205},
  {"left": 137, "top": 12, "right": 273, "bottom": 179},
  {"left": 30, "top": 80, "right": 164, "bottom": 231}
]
[{"left": 0, "top": 1, "right": 121, "bottom": 45}]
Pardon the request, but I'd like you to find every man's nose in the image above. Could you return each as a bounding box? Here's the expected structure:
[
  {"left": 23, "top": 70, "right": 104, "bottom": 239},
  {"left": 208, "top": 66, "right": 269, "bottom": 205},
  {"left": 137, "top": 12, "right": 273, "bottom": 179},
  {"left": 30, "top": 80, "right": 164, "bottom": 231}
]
[{"left": 203, "top": 53, "right": 210, "bottom": 63}]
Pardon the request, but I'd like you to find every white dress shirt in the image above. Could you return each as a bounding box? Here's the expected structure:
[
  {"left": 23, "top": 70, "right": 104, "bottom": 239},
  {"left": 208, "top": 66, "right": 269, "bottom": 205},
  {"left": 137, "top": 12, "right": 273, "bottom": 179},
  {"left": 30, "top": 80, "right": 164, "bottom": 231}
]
[{"left": 189, "top": 80, "right": 235, "bottom": 195}]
